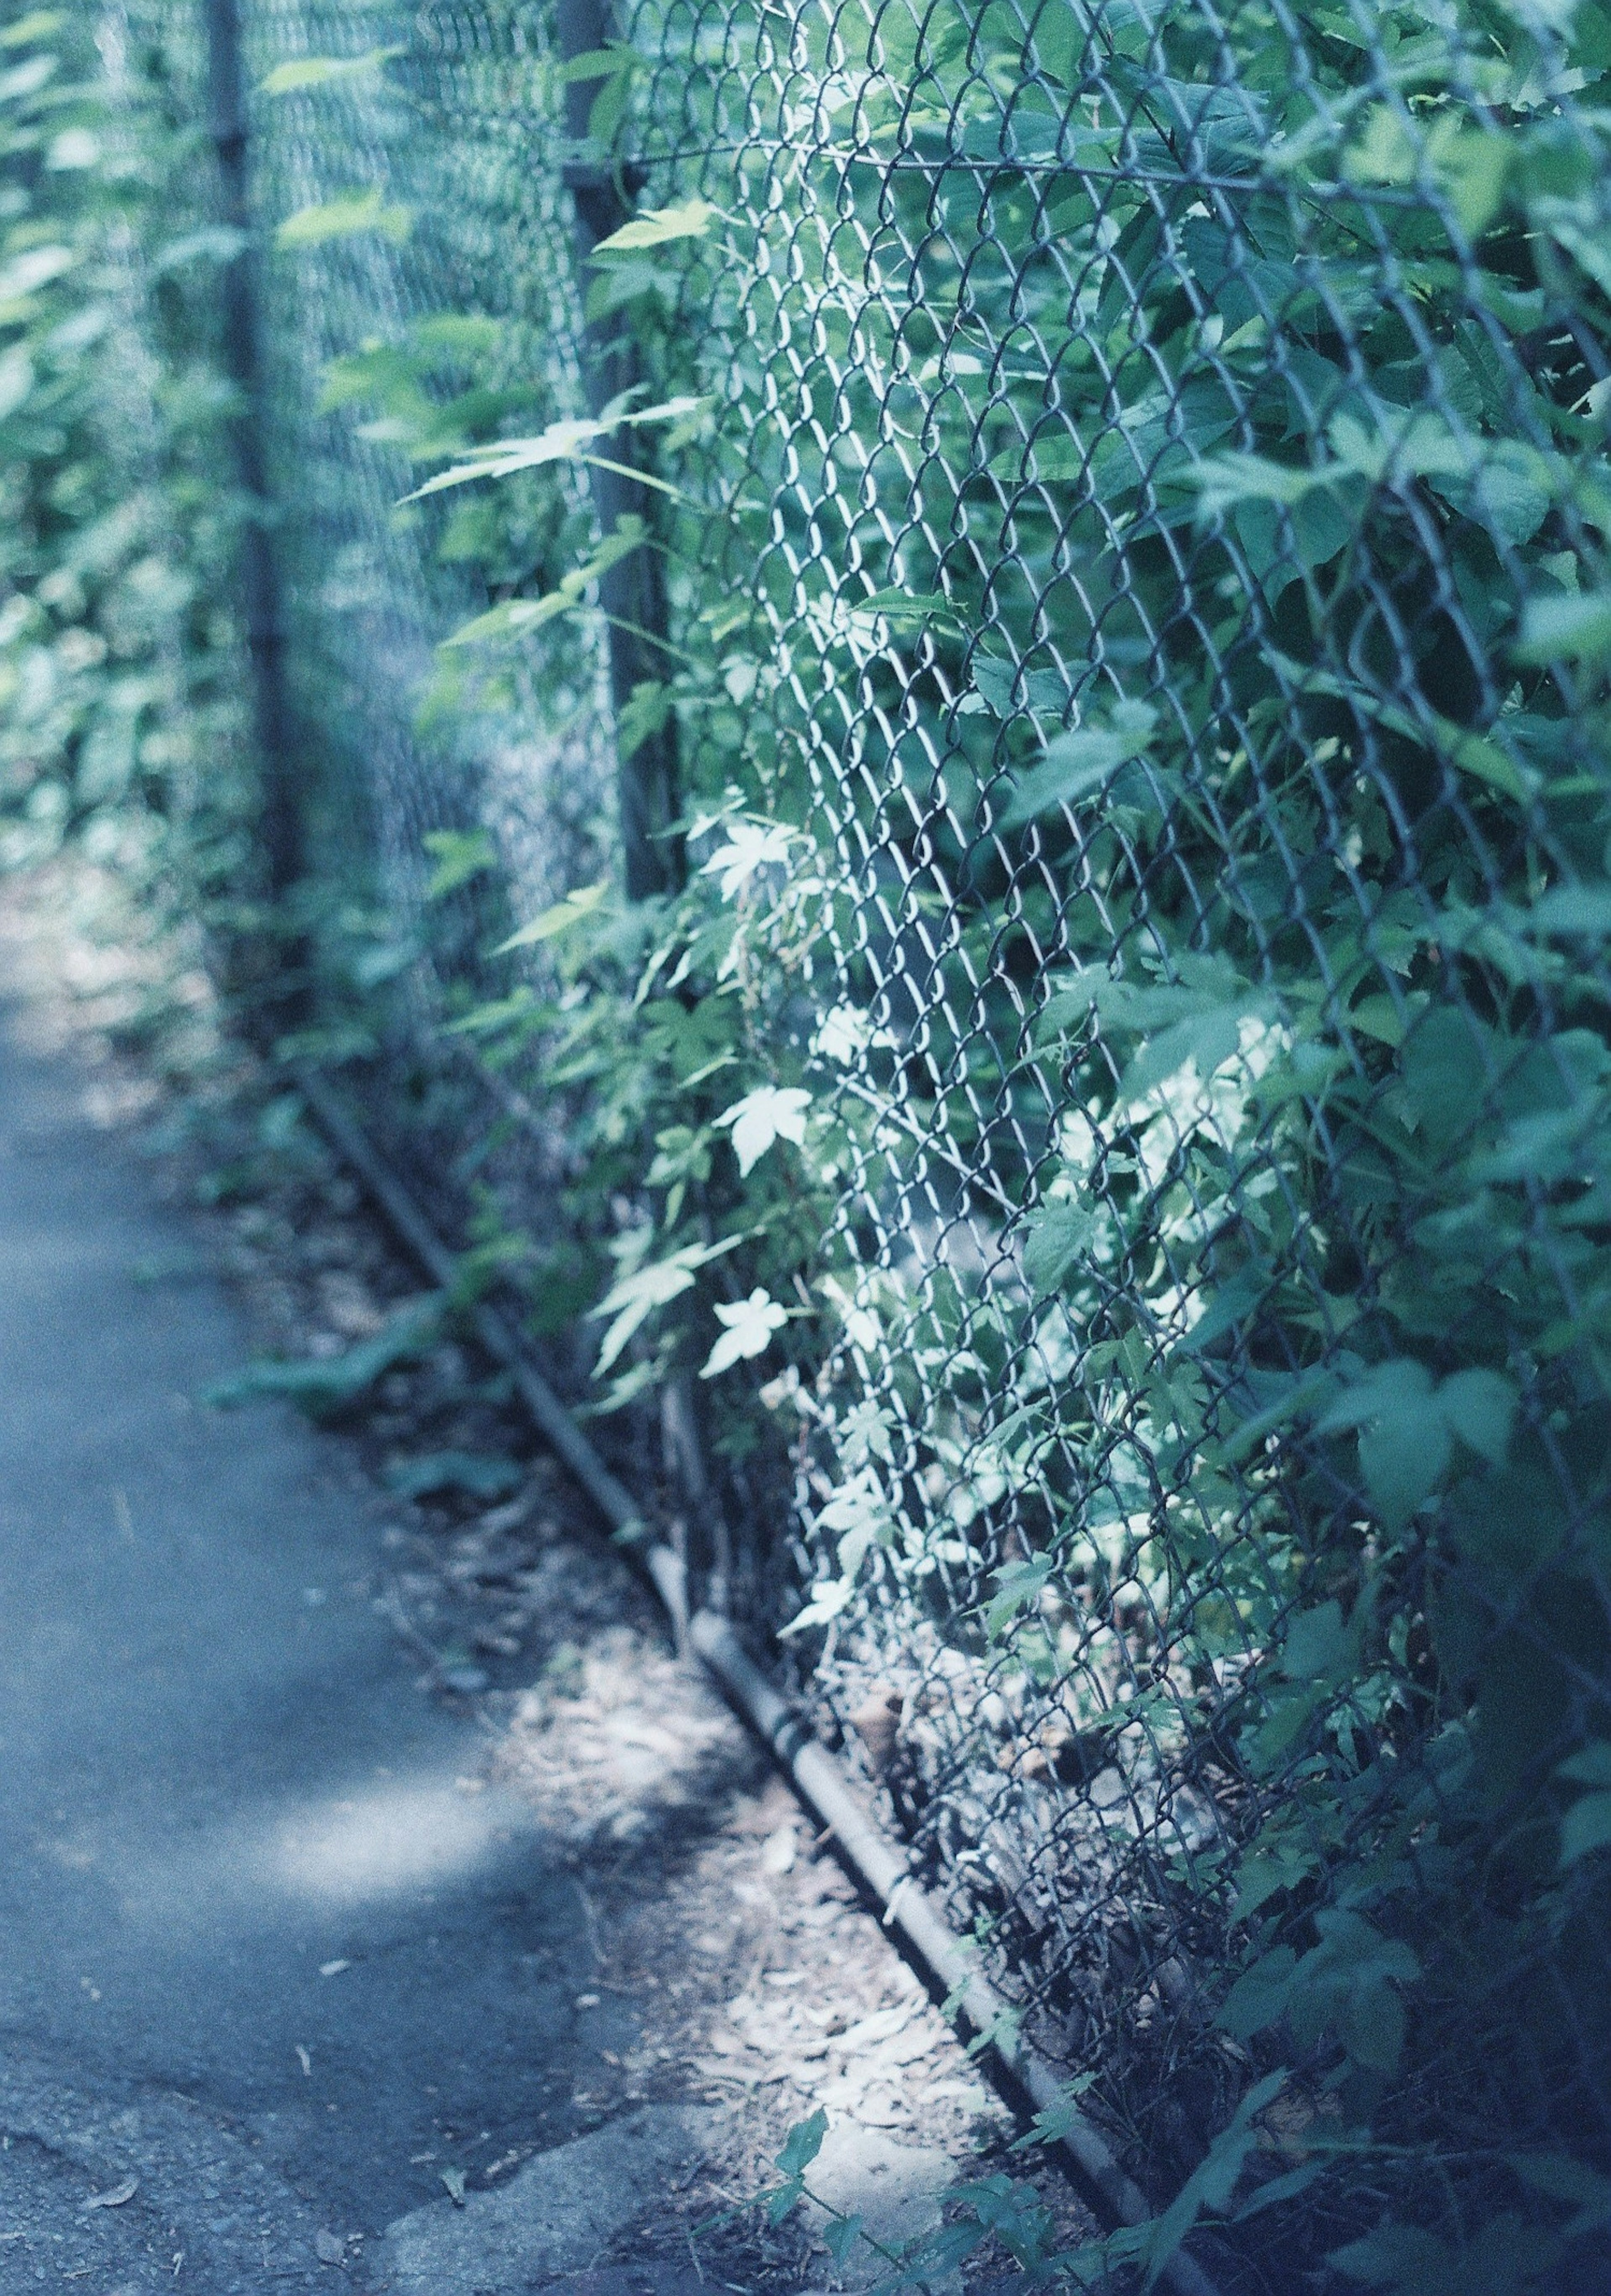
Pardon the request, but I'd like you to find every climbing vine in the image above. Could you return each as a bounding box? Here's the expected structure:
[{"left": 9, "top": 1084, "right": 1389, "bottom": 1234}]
[{"left": 6, "top": 0, "right": 1611, "bottom": 2285}]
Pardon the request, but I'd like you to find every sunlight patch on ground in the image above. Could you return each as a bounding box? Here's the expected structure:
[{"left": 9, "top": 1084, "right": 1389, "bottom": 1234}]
[
  {"left": 117, "top": 1766, "right": 544, "bottom": 1926},
  {"left": 269, "top": 1773, "right": 538, "bottom": 1903}
]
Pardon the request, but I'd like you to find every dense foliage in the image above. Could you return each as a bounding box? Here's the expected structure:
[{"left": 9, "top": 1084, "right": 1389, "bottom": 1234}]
[
  {"left": 0, "top": 5, "right": 251, "bottom": 952},
  {"left": 6, "top": 0, "right": 1611, "bottom": 2286}
]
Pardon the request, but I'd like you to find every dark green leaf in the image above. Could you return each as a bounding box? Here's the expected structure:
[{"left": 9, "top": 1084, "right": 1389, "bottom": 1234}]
[{"left": 775, "top": 2109, "right": 827, "bottom": 2176}]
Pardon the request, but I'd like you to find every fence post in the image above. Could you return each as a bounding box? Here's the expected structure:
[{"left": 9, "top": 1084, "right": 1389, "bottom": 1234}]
[
  {"left": 555, "top": 0, "right": 684, "bottom": 901},
  {"left": 201, "top": 0, "right": 302, "bottom": 993}
]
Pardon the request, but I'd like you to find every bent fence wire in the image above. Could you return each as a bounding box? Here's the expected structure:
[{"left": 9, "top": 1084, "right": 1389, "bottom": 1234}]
[{"left": 124, "top": 0, "right": 1611, "bottom": 2280}]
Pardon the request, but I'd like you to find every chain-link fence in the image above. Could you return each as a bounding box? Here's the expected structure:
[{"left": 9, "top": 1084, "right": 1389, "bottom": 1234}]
[{"left": 104, "top": 0, "right": 1611, "bottom": 2282}]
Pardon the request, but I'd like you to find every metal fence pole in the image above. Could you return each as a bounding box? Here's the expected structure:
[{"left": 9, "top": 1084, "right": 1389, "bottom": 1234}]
[
  {"left": 201, "top": 0, "right": 302, "bottom": 983},
  {"left": 556, "top": 0, "right": 683, "bottom": 901}
]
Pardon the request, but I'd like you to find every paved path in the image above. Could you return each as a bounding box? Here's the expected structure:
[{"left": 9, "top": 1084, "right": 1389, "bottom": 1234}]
[{"left": 0, "top": 994, "right": 701, "bottom": 2293}]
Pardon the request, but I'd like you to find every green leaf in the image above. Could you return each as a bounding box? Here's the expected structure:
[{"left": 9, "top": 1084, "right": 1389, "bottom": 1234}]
[
  {"left": 443, "top": 592, "right": 577, "bottom": 649},
  {"left": 1118, "top": 997, "right": 1261, "bottom": 1099},
  {"left": 714, "top": 1085, "right": 811, "bottom": 1176},
  {"left": 775, "top": 2108, "right": 827, "bottom": 2176},
  {"left": 1278, "top": 1599, "right": 1348, "bottom": 1681},
  {"left": 259, "top": 46, "right": 403, "bottom": 97},
  {"left": 576, "top": 1355, "right": 663, "bottom": 1422},
  {"left": 1233, "top": 2159, "right": 1326, "bottom": 2221},
  {"left": 1011, "top": 2072, "right": 1099, "bottom": 2149},
  {"left": 1021, "top": 1201, "right": 1095, "bottom": 1293},
  {"left": 384, "top": 1450, "right": 523, "bottom": 1500},
  {"left": 402, "top": 420, "right": 607, "bottom": 501},
  {"left": 1360, "top": 1392, "right": 1451, "bottom": 1523},
  {"left": 1135, "top": 2070, "right": 1286, "bottom": 2291},
  {"left": 1507, "top": 2152, "right": 1611, "bottom": 2238},
  {"left": 617, "top": 678, "right": 670, "bottom": 760},
  {"left": 1343, "top": 1973, "right": 1406, "bottom": 2073},
  {"left": 495, "top": 882, "right": 608, "bottom": 952},
  {"left": 1557, "top": 1741, "right": 1611, "bottom": 1788},
  {"left": 0, "top": 243, "right": 73, "bottom": 299},
  {"left": 203, "top": 1300, "right": 441, "bottom": 1419},
  {"left": 779, "top": 1576, "right": 856, "bottom": 1636},
  {"left": 1175, "top": 1262, "right": 1272, "bottom": 1356},
  {"left": 557, "top": 45, "right": 628, "bottom": 83},
  {"left": 1523, "top": 885, "right": 1611, "bottom": 939},
  {"left": 589, "top": 1237, "right": 741, "bottom": 1376},
  {"left": 45, "top": 127, "right": 97, "bottom": 171},
  {"left": 0, "top": 13, "right": 63, "bottom": 48},
  {"left": 0, "top": 47, "right": 54, "bottom": 97},
  {"left": 1230, "top": 1846, "right": 1317, "bottom": 1922},
  {"left": 1316, "top": 1359, "right": 1516, "bottom": 1523},
  {"left": 1330, "top": 2214, "right": 1554, "bottom": 2292},
  {"left": 1317, "top": 1360, "right": 1447, "bottom": 1526},
  {"left": 402, "top": 403, "right": 698, "bottom": 501},
  {"left": 0, "top": 344, "right": 32, "bottom": 423},
  {"left": 848, "top": 587, "right": 964, "bottom": 630},
  {"left": 1192, "top": 449, "right": 1340, "bottom": 515},
  {"left": 1438, "top": 128, "right": 1513, "bottom": 238},
  {"left": 1436, "top": 1367, "right": 1518, "bottom": 1465},
  {"left": 996, "top": 704, "right": 1157, "bottom": 830},
  {"left": 276, "top": 189, "right": 412, "bottom": 248},
  {"left": 985, "top": 1555, "right": 1054, "bottom": 1640},
  {"left": 822, "top": 2214, "right": 863, "bottom": 2263},
  {"left": 591, "top": 1260, "right": 699, "bottom": 1378},
  {"left": 422, "top": 828, "right": 496, "bottom": 900},
  {"left": 1560, "top": 1790, "right": 1611, "bottom": 1866},
  {"left": 1515, "top": 589, "right": 1611, "bottom": 666},
  {"left": 700, "top": 1288, "right": 788, "bottom": 1378},
  {"left": 1329, "top": 2223, "right": 1457, "bottom": 2288},
  {"left": 1266, "top": 655, "right": 1533, "bottom": 800},
  {"left": 699, "top": 820, "right": 796, "bottom": 898},
  {"left": 1218, "top": 1946, "right": 1298, "bottom": 2041},
  {"left": 593, "top": 199, "right": 715, "bottom": 253},
  {"left": 151, "top": 227, "right": 248, "bottom": 277}
]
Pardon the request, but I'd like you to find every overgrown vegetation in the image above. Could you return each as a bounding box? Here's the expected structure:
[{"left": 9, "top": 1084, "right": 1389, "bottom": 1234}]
[
  {"left": 0, "top": 5, "right": 253, "bottom": 952},
  {"left": 5, "top": 0, "right": 1611, "bottom": 2286}
]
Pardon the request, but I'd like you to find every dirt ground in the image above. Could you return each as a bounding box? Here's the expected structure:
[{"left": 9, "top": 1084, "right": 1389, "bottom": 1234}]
[{"left": 0, "top": 861, "right": 1100, "bottom": 2290}]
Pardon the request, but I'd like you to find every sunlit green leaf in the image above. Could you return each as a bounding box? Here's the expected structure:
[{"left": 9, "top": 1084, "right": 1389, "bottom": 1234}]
[
  {"left": 259, "top": 47, "right": 404, "bottom": 97},
  {"left": 593, "top": 198, "right": 715, "bottom": 253},
  {"left": 276, "top": 188, "right": 412, "bottom": 248}
]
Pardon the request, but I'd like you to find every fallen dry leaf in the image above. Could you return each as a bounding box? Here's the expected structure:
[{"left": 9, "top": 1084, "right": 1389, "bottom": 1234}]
[
  {"left": 83, "top": 2178, "right": 138, "bottom": 2210},
  {"left": 838, "top": 2004, "right": 913, "bottom": 2052},
  {"left": 850, "top": 1684, "right": 902, "bottom": 1776},
  {"left": 760, "top": 1826, "right": 797, "bottom": 1875},
  {"left": 440, "top": 2167, "right": 467, "bottom": 2205},
  {"left": 314, "top": 2228, "right": 346, "bottom": 2264}
]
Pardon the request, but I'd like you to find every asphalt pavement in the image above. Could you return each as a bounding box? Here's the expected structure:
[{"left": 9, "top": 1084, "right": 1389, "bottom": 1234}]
[{"left": 0, "top": 991, "right": 675, "bottom": 2292}]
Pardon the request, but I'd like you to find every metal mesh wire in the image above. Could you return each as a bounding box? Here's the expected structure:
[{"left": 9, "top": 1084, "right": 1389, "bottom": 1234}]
[{"left": 123, "top": 0, "right": 1611, "bottom": 2278}]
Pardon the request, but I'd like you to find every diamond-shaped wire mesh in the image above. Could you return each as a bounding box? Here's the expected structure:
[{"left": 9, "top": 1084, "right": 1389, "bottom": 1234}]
[{"left": 116, "top": 0, "right": 1611, "bottom": 2277}]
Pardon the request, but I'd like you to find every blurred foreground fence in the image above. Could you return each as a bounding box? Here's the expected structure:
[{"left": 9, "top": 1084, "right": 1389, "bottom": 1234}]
[{"left": 17, "top": 0, "right": 1611, "bottom": 2281}]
